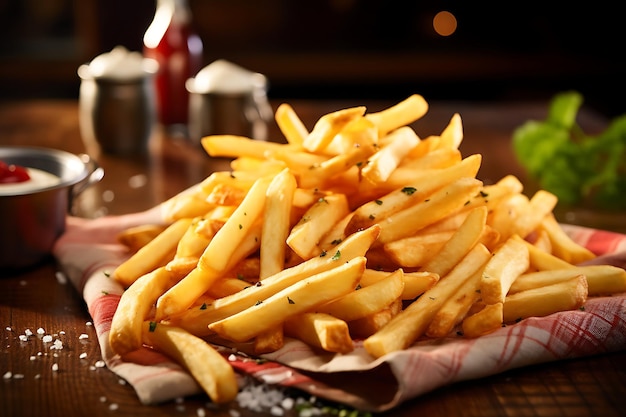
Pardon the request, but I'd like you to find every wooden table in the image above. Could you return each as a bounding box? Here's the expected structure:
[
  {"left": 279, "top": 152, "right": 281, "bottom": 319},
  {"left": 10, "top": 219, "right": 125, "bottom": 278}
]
[{"left": 1, "top": 99, "right": 625, "bottom": 417}]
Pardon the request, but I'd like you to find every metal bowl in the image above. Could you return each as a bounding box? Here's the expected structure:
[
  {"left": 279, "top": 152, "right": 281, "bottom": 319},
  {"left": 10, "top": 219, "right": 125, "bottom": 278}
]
[{"left": 0, "top": 146, "right": 103, "bottom": 272}]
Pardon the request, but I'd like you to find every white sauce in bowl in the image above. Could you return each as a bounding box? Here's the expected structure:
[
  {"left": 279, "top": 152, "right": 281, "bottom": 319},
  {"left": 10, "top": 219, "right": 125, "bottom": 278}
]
[{"left": 0, "top": 167, "right": 61, "bottom": 195}]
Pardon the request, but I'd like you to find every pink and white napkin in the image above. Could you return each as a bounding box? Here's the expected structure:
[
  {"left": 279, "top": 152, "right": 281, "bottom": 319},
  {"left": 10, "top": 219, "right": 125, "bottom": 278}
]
[{"left": 52, "top": 209, "right": 626, "bottom": 412}]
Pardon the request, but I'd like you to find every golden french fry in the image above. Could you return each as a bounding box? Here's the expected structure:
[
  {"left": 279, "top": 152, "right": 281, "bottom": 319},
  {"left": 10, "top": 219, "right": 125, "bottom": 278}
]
[
  {"left": 513, "top": 234, "right": 573, "bottom": 271},
  {"left": 461, "top": 302, "right": 503, "bottom": 338},
  {"left": 480, "top": 235, "right": 529, "bottom": 305},
  {"left": 348, "top": 298, "right": 402, "bottom": 339},
  {"left": 508, "top": 264, "right": 626, "bottom": 296},
  {"left": 377, "top": 177, "right": 483, "bottom": 245},
  {"left": 113, "top": 218, "right": 193, "bottom": 288},
  {"left": 155, "top": 219, "right": 263, "bottom": 320},
  {"left": 540, "top": 214, "right": 596, "bottom": 264},
  {"left": 383, "top": 232, "right": 450, "bottom": 268},
  {"left": 503, "top": 275, "right": 588, "bottom": 323},
  {"left": 200, "top": 175, "right": 273, "bottom": 272},
  {"left": 284, "top": 313, "right": 353, "bottom": 353},
  {"left": 141, "top": 321, "right": 238, "bottom": 404},
  {"left": 419, "top": 206, "right": 488, "bottom": 276},
  {"left": 512, "top": 190, "right": 558, "bottom": 239},
  {"left": 253, "top": 325, "right": 284, "bottom": 354},
  {"left": 287, "top": 193, "right": 350, "bottom": 260},
  {"left": 209, "top": 256, "right": 366, "bottom": 342},
  {"left": 426, "top": 267, "right": 484, "bottom": 338},
  {"left": 275, "top": 102, "right": 309, "bottom": 146},
  {"left": 303, "top": 106, "right": 366, "bottom": 153},
  {"left": 438, "top": 113, "right": 463, "bottom": 150},
  {"left": 317, "top": 269, "right": 404, "bottom": 322},
  {"left": 201, "top": 134, "right": 298, "bottom": 159},
  {"left": 109, "top": 267, "right": 181, "bottom": 356},
  {"left": 117, "top": 224, "right": 168, "bottom": 252},
  {"left": 365, "top": 94, "right": 429, "bottom": 137},
  {"left": 261, "top": 169, "right": 297, "bottom": 279},
  {"left": 364, "top": 243, "right": 491, "bottom": 358},
  {"left": 361, "top": 126, "right": 420, "bottom": 185}
]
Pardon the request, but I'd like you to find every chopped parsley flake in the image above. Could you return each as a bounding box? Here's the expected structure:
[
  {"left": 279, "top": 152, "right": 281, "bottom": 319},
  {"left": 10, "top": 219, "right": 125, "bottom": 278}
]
[
  {"left": 331, "top": 250, "right": 341, "bottom": 261},
  {"left": 401, "top": 186, "right": 417, "bottom": 195},
  {"left": 287, "top": 297, "right": 295, "bottom": 304},
  {"left": 149, "top": 321, "right": 157, "bottom": 332},
  {"left": 375, "top": 199, "right": 383, "bottom": 205},
  {"left": 200, "top": 303, "right": 208, "bottom": 310}
]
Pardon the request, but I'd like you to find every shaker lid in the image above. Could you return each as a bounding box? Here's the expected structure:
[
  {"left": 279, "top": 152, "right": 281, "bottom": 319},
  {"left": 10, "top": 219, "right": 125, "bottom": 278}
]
[{"left": 186, "top": 59, "right": 267, "bottom": 95}]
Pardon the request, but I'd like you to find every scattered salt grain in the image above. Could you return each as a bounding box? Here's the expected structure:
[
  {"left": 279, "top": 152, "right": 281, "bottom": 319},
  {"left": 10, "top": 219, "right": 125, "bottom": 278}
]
[
  {"left": 270, "top": 405, "right": 284, "bottom": 416},
  {"left": 228, "top": 410, "right": 241, "bottom": 417},
  {"left": 86, "top": 321, "right": 93, "bottom": 326},
  {"left": 36, "top": 328, "right": 45, "bottom": 335},
  {"left": 79, "top": 352, "right": 88, "bottom": 359},
  {"left": 34, "top": 374, "right": 41, "bottom": 379},
  {"left": 196, "top": 408, "right": 206, "bottom": 417},
  {"left": 52, "top": 363, "right": 59, "bottom": 372},
  {"left": 118, "top": 379, "right": 126, "bottom": 385},
  {"left": 42, "top": 335, "right": 53, "bottom": 343},
  {"left": 24, "top": 329, "right": 33, "bottom": 337},
  {"left": 99, "top": 396, "right": 107, "bottom": 403},
  {"left": 55, "top": 271, "right": 68, "bottom": 285},
  {"left": 5, "top": 326, "right": 12, "bottom": 332},
  {"left": 50, "top": 339, "right": 63, "bottom": 350},
  {"left": 18, "top": 335, "right": 28, "bottom": 342},
  {"left": 3, "top": 371, "right": 12, "bottom": 379},
  {"left": 94, "top": 360, "right": 106, "bottom": 368},
  {"left": 29, "top": 356, "right": 36, "bottom": 361},
  {"left": 228, "top": 354, "right": 237, "bottom": 362},
  {"left": 13, "top": 373, "right": 24, "bottom": 379},
  {"left": 79, "top": 333, "right": 89, "bottom": 340},
  {"left": 109, "top": 403, "right": 119, "bottom": 411}
]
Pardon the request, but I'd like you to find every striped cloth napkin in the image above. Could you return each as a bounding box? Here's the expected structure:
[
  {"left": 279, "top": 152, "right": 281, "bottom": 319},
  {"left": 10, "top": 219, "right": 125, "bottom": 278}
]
[{"left": 52, "top": 208, "right": 626, "bottom": 412}]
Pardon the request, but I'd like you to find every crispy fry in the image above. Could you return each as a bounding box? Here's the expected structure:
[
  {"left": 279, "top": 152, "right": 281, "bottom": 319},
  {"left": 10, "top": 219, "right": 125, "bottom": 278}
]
[
  {"left": 109, "top": 267, "right": 181, "bottom": 356},
  {"left": 540, "top": 214, "right": 596, "bottom": 264},
  {"left": 503, "top": 275, "right": 588, "bottom": 323},
  {"left": 117, "top": 224, "right": 168, "bottom": 252},
  {"left": 142, "top": 321, "right": 238, "bottom": 404},
  {"left": 480, "top": 235, "right": 529, "bottom": 305},
  {"left": 462, "top": 302, "right": 504, "bottom": 338},
  {"left": 275, "top": 103, "right": 309, "bottom": 146},
  {"left": 113, "top": 218, "right": 193, "bottom": 288},
  {"left": 317, "top": 269, "right": 404, "bottom": 322},
  {"left": 365, "top": 94, "right": 429, "bottom": 137},
  {"left": 284, "top": 313, "right": 353, "bottom": 353}
]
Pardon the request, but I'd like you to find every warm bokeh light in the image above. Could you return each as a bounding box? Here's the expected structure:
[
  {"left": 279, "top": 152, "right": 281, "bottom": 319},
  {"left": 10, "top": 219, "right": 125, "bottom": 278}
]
[{"left": 433, "top": 11, "right": 457, "bottom": 36}]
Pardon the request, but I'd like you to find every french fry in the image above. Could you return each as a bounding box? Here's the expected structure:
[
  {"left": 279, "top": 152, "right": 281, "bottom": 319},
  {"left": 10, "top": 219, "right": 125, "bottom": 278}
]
[
  {"left": 419, "top": 206, "right": 488, "bottom": 276},
  {"left": 361, "top": 126, "right": 420, "bottom": 185},
  {"left": 426, "top": 267, "right": 484, "bottom": 338},
  {"left": 540, "top": 214, "right": 596, "bottom": 264},
  {"left": 253, "top": 325, "right": 284, "bottom": 355},
  {"left": 348, "top": 298, "right": 402, "bottom": 338},
  {"left": 479, "top": 235, "right": 529, "bottom": 305},
  {"left": 201, "top": 134, "right": 298, "bottom": 159},
  {"left": 383, "top": 232, "right": 450, "bottom": 268},
  {"left": 508, "top": 264, "right": 626, "bottom": 296},
  {"left": 275, "top": 102, "right": 309, "bottom": 146},
  {"left": 117, "top": 224, "right": 168, "bottom": 253},
  {"left": 287, "top": 193, "right": 349, "bottom": 260},
  {"left": 503, "top": 275, "right": 588, "bottom": 323},
  {"left": 364, "top": 243, "right": 491, "bottom": 358},
  {"left": 514, "top": 234, "right": 574, "bottom": 271},
  {"left": 303, "top": 106, "right": 366, "bottom": 153},
  {"left": 141, "top": 321, "right": 238, "bottom": 404},
  {"left": 284, "top": 313, "right": 353, "bottom": 353},
  {"left": 109, "top": 267, "right": 181, "bottom": 356},
  {"left": 209, "top": 256, "right": 366, "bottom": 342},
  {"left": 376, "top": 177, "right": 483, "bottom": 245},
  {"left": 261, "top": 169, "right": 297, "bottom": 279},
  {"left": 113, "top": 218, "right": 193, "bottom": 288},
  {"left": 316, "top": 268, "right": 405, "bottom": 322},
  {"left": 437, "top": 112, "right": 463, "bottom": 150},
  {"left": 365, "top": 94, "right": 429, "bottom": 137},
  {"left": 461, "top": 302, "right": 503, "bottom": 338}
]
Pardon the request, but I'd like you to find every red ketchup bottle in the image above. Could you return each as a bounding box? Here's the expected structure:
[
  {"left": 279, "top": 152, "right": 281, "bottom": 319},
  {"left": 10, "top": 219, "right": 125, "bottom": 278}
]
[{"left": 143, "top": 0, "right": 203, "bottom": 132}]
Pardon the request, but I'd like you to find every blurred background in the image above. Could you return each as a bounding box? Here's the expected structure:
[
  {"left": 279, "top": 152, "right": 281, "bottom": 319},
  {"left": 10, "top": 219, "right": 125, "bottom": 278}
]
[{"left": 0, "top": 0, "right": 623, "bottom": 117}]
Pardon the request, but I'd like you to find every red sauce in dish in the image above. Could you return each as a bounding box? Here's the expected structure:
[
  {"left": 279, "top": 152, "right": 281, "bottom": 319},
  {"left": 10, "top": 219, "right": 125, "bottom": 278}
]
[{"left": 0, "top": 160, "right": 31, "bottom": 183}]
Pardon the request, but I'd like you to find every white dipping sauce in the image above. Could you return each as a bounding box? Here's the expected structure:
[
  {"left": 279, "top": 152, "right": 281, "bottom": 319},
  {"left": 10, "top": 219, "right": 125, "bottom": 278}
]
[{"left": 0, "top": 167, "right": 61, "bottom": 195}]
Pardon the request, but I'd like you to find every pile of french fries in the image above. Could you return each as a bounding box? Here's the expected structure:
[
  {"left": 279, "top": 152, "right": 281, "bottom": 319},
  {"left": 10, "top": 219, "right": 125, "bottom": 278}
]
[{"left": 109, "top": 94, "right": 626, "bottom": 404}]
